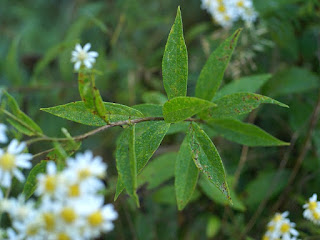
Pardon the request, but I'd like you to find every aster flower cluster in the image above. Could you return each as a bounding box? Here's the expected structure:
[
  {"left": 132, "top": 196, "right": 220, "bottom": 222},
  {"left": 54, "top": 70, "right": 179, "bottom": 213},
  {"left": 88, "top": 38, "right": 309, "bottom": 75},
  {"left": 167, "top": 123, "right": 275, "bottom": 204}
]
[
  {"left": 0, "top": 125, "right": 117, "bottom": 239},
  {"left": 262, "top": 211, "right": 299, "bottom": 240},
  {"left": 303, "top": 194, "right": 320, "bottom": 225},
  {"left": 201, "top": 0, "right": 258, "bottom": 28}
]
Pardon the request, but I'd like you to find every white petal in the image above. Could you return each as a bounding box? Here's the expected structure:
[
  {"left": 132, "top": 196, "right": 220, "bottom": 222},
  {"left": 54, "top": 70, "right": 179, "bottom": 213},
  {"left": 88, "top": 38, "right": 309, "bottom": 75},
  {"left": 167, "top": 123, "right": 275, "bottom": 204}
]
[
  {"left": 2, "top": 172, "right": 12, "bottom": 187},
  {"left": 88, "top": 51, "right": 98, "bottom": 57},
  {"left": 47, "top": 161, "right": 56, "bottom": 175},
  {"left": 74, "top": 61, "right": 81, "bottom": 71},
  {"left": 83, "top": 43, "right": 91, "bottom": 52},
  {"left": 84, "top": 60, "right": 92, "bottom": 69},
  {"left": 75, "top": 44, "right": 82, "bottom": 52},
  {"left": 7, "top": 139, "right": 19, "bottom": 154},
  {"left": 13, "top": 169, "right": 25, "bottom": 182}
]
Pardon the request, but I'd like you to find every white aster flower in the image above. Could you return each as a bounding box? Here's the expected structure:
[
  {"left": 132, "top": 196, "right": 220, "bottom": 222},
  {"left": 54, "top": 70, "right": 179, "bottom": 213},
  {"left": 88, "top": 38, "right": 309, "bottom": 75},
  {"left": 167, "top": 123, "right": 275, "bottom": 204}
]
[
  {"left": 0, "top": 124, "right": 8, "bottom": 144},
  {"left": 71, "top": 43, "right": 98, "bottom": 71},
  {"left": 5, "top": 195, "right": 35, "bottom": 222},
  {"left": 36, "top": 161, "right": 61, "bottom": 198},
  {"left": 66, "top": 150, "right": 107, "bottom": 181},
  {"left": 0, "top": 140, "right": 32, "bottom": 188},
  {"left": 279, "top": 218, "right": 299, "bottom": 240},
  {"left": 303, "top": 193, "right": 320, "bottom": 225}
]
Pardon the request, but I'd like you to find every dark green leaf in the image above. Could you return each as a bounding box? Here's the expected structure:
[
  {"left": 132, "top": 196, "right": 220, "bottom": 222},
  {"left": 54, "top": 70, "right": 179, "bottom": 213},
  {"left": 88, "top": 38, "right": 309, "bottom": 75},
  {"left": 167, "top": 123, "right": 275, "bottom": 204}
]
[
  {"left": 115, "top": 125, "right": 139, "bottom": 205},
  {"left": 175, "top": 136, "right": 199, "bottom": 210},
  {"left": 213, "top": 74, "right": 271, "bottom": 100},
  {"left": 201, "top": 93, "right": 288, "bottom": 120},
  {"left": 199, "top": 175, "right": 245, "bottom": 211},
  {"left": 195, "top": 29, "right": 242, "bottom": 101},
  {"left": 115, "top": 121, "right": 170, "bottom": 200},
  {"left": 3, "top": 91, "right": 43, "bottom": 136},
  {"left": 162, "top": 7, "right": 188, "bottom": 99},
  {"left": 163, "top": 97, "right": 216, "bottom": 123},
  {"left": 189, "top": 122, "right": 231, "bottom": 202},
  {"left": 132, "top": 104, "right": 163, "bottom": 117},
  {"left": 262, "top": 67, "right": 319, "bottom": 97},
  {"left": 142, "top": 91, "right": 168, "bottom": 105},
  {"left": 41, "top": 101, "right": 144, "bottom": 126},
  {"left": 138, "top": 152, "right": 177, "bottom": 189},
  {"left": 208, "top": 119, "right": 289, "bottom": 146}
]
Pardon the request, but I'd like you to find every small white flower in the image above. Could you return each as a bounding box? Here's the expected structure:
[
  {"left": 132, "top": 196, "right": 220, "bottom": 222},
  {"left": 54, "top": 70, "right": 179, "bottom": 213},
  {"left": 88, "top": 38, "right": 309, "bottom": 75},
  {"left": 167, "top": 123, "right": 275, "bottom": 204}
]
[
  {"left": 66, "top": 150, "right": 107, "bottom": 181},
  {"left": 0, "top": 124, "right": 8, "bottom": 144},
  {"left": 36, "top": 161, "right": 60, "bottom": 198},
  {"left": 5, "top": 195, "right": 35, "bottom": 221},
  {"left": 279, "top": 218, "right": 299, "bottom": 240},
  {"left": 71, "top": 43, "right": 98, "bottom": 71},
  {"left": 0, "top": 140, "right": 32, "bottom": 188},
  {"left": 303, "top": 193, "right": 320, "bottom": 225}
]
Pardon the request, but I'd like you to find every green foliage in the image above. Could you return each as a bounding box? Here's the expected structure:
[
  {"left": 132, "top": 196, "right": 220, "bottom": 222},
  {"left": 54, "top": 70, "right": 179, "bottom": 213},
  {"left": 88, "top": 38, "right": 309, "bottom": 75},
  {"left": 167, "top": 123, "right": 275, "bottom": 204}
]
[
  {"left": 2, "top": 91, "right": 43, "bottom": 136},
  {"left": 116, "top": 125, "right": 139, "bottom": 205},
  {"left": 163, "top": 96, "right": 216, "bottom": 123},
  {"left": 202, "top": 93, "right": 288, "bottom": 120},
  {"left": 41, "top": 101, "right": 144, "bottom": 126},
  {"left": 175, "top": 136, "right": 199, "bottom": 210},
  {"left": 162, "top": 7, "right": 188, "bottom": 100},
  {"left": 195, "top": 29, "right": 242, "bottom": 101},
  {"left": 189, "top": 122, "right": 231, "bottom": 202},
  {"left": 208, "top": 119, "right": 289, "bottom": 146}
]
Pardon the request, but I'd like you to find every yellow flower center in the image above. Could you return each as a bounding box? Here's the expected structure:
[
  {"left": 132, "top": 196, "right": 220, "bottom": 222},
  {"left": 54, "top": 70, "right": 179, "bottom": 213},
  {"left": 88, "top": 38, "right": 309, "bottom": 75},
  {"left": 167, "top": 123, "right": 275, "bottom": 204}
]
[
  {"left": 0, "top": 153, "right": 16, "bottom": 171},
  {"left": 57, "top": 233, "right": 70, "bottom": 240},
  {"left": 218, "top": 5, "right": 226, "bottom": 13},
  {"left": 44, "top": 176, "right": 57, "bottom": 193},
  {"left": 26, "top": 225, "right": 38, "bottom": 236},
  {"left": 79, "top": 169, "right": 91, "bottom": 180},
  {"left": 267, "top": 225, "right": 274, "bottom": 231},
  {"left": 43, "top": 213, "right": 55, "bottom": 231},
  {"left": 223, "top": 15, "right": 231, "bottom": 21},
  {"left": 68, "top": 184, "right": 80, "bottom": 197},
  {"left": 237, "top": 1, "right": 244, "bottom": 7},
  {"left": 262, "top": 235, "right": 269, "bottom": 240},
  {"left": 273, "top": 214, "right": 282, "bottom": 222},
  {"left": 60, "top": 207, "right": 77, "bottom": 223},
  {"left": 88, "top": 211, "right": 103, "bottom": 226},
  {"left": 280, "top": 223, "right": 290, "bottom": 233},
  {"left": 313, "top": 211, "right": 320, "bottom": 220},
  {"left": 78, "top": 51, "right": 87, "bottom": 62},
  {"left": 309, "top": 201, "right": 317, "bottom": 211}
]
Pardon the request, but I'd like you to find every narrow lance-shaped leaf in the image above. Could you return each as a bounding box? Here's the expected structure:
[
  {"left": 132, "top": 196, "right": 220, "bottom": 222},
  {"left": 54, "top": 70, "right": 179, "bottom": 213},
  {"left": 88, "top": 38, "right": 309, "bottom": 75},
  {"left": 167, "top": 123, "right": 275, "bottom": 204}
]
[
  {"left": 208, "top": 118, "right": 289, "bottom": 146},
  {"left": 195, "top": 29, "right": 242, "bottom": 101},
  {"left": 163, "top": 96, "right": 216, "bottom": 123},
  {"left": 3, "top": 91, "right": 43, "bottom": 136},
  {"left": 41, "top": 101, "right": 144, "bottom": 126},
  {"left": 189, "top": 122, "right": 231, "bottom": 202},
  {"left": 162, "top": 6, "right": 188, "bottom": 99},
  {"left": 115, "top": 125, "right": 139, "bottom": 205},
  {"left": 200, "top": 93, "right": 288, "bottom": 120},
  {"left": 175, "top": 135, "right": 199, "bottom": 210},
  {"left": 115, "top": 121, "right": 170, "bottom": 200}
]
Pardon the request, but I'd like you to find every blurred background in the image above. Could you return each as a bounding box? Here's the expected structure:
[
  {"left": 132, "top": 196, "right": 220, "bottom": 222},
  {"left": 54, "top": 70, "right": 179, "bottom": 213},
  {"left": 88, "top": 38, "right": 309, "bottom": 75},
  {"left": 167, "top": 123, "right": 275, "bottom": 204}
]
[{"left": 1, "top": 0, "right": 320, "bottom": 239}]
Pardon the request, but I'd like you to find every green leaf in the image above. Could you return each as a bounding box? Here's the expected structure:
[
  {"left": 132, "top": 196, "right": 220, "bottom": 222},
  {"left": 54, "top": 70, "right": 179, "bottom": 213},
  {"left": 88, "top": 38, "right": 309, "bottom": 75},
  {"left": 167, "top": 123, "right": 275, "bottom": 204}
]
[
  {"left": 213, "top": 74, "right": 272, "bottom": 100},
  {"left": 142, "top": 91, "right": 168, "bottom": 105},
  {"left": 189, "top": 122, "right": 231, "bottom": 202},
  {"left": 208, "top": 119, "right": 289, "bottom": 146},
  {"left": 201, "top": 93, "right": 288, "bottom": 120},
  {"left": 262, "top": 67, "right": 319, "bottom": 97},
  {"left": 195, "top": 29, "right": 242, "bottom": 101},
  {"left": 152, "top": 185, "right": 176, "bottom": 205},
  {"left": 244, "top": 170, "right": 289, "bottom": 208},
  {"left": 163, "top": 97, "right": 216, "bottom": 123},
  {"left": 23, "top": 161, "right": 47, "bottom": 199},
  {"left": 206, "top": 215, "right": 221, "bottom": 238},
  {"left": 115, "top": 121, "right": 170, "bottom": 200},
  {"left": 78, "top": 71, "right": 109, "bottom": 123},
  {"left": 41, "top": 101, "right": 144, "bottom": 126},
  {"left": 3, "top": 91, "right": 43, "bottom": 136},
  {"left": 132, "top": 104, "right": 163, "bottom": 117},
  {"left": 199, "top": 175, "right": 245, "bottom": 211},
  {"left": 175, "top": 136, "right": 199, "bottom": 210},
  {"left": 115, "top": 125, "right": 139, "bottom": 205},
  {"left": 162, "top": 7, "right": 188, "bottom": 99},
  {"left": 23, "top": 141, "right": 81, "bottom": 199},
  {"left": 138, "top": 152, "right": 177, "bottom": 190},
  {"left": 4, "top": 37, "right": 23, "bottom": 85},
  {"left": 167, "top": 122, "right": 189, "bottom": 135}
]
